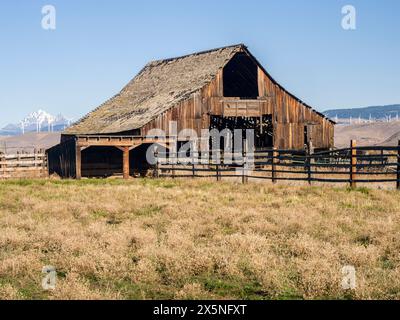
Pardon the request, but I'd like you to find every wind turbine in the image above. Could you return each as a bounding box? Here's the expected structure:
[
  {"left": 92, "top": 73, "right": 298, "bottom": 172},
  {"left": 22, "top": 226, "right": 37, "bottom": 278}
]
[
  {"left": 20, "top": 120, "right": 26, "bottom": 135},
  {"left": 36, "top": 119, "right": 42, "bottom": 133},
  {"left": 48, "top": 118, "right": 54, "bottom": 132}
]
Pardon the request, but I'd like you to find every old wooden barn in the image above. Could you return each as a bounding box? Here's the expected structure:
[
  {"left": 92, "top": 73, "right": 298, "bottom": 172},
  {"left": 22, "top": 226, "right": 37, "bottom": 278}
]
[{"left": 47, "top": 44, "right": 335, "bottom": 179}]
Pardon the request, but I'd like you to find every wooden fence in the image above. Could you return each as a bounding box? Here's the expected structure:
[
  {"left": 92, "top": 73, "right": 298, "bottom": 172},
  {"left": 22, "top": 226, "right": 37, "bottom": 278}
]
[
  {"left": 154, "top": 140, "right": 400, "bottom": 189},
  {"left": 0, "top": 150, "right": 48, "bottom": 179}
]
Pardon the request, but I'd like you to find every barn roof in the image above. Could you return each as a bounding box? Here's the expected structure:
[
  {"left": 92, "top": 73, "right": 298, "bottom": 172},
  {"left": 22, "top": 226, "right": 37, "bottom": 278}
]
[
  {"left": 66, "top": 44, "right": 244, "bottom": 135},
  {"left": 66, "top": 44, "right": 334, "bottom": 135}
]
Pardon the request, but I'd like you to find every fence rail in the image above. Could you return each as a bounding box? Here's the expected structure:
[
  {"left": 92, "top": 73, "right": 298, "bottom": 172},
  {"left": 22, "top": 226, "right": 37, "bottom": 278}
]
[
  {"left": 0, "top": 150, "right": 48, "bottom": 179},
  {"left": 154, "top": 140, "right": 400, "bottom": 189}
]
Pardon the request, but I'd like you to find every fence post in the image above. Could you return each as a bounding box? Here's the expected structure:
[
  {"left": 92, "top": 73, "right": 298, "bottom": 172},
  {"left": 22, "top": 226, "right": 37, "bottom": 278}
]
[
  {"left": 172, "top": 151, "right": 176, "bottom": 179},
  {"left": 0, "top": 152, "right": 4, "bottom": 178},
  {"left": 242, "top": 143, "right": 247, "bottom": 184},
  {"left": 191, "top": 141, "right": 196, "bottom": 179},
  {"left": 272, "top": 147, "right": 277, "bottom": 183},
  {"left": 34, "top": 148, "right": 38, "bottom": 168},
  {"left": 41, "top": 149, "right": 46, "bottom": 177},
  {"left": 397, "top": 140, "right": 400, "bottom": 190},
  {"left": 44, "top": 150, "right": 48, "bottom": 177},
  {"left": 192, "top": 155, "right": 195, "bottom": 178},
  {"left": 307, "top": 145, "right": 312, "bottom": 185},
  {"left": 216, "top": 149, "right": 220, "bottom": 181},
  {"left": 350, "top": 140, "right": 357, "bottom": 188},
  {"left": 154, "top": 147, "right": 159, "bottom": 179}
]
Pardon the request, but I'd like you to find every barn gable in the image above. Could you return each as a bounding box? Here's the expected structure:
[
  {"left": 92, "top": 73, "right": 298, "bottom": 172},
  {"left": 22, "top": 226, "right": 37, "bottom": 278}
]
[{"left": 66, "top": 44, "right": 334, "bottom": 136}]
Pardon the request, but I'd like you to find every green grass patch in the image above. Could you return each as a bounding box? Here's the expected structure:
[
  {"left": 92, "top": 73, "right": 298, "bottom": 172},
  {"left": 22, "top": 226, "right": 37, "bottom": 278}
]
[
  {"left": 0, "top": 276, "right": 49, "bottom": 300},
  {"left": 134, "top": 205, "right": 164, "bottom": 217},
  {"left": 199, "top": 275, "right": 268, "bottom": 300}
]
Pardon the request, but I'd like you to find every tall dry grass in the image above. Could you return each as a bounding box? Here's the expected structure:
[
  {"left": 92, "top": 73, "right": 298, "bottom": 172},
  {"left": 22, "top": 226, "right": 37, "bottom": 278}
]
[{"left": 0, "top": 178, "right": 399, "bottom": 300}]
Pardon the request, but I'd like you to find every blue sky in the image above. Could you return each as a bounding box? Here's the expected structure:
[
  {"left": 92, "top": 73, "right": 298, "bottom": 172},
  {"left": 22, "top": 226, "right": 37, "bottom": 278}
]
[{"left": 0, "top": 0, "right": 399, "bottom": 127}]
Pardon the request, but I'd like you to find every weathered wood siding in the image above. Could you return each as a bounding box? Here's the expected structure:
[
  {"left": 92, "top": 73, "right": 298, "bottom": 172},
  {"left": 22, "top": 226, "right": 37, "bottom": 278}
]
[
  {"left": 257, "top": 67, "right": 334, "bottom": 149},
  {"left": 47, "top": 138, "right": 77, "bottom": 178},
  {"left": 142, "top": 62, "right": 334, "bottom": 150}
]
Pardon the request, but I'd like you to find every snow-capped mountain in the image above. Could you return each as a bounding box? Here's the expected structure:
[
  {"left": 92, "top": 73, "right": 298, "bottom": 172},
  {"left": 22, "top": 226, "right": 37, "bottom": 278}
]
[
  {"left": 0, "top": 110, "right": 72, "bottom": 136},
  {"left": 22, "top": 109, "right": 56, "bottom": 127}
]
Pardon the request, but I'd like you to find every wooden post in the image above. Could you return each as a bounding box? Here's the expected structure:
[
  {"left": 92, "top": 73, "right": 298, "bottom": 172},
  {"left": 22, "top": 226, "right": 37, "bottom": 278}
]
[
  {"left": 154, "top": 147, "right": 159, "bottom": 179},
  {"left": 242, "top": 142, "right": 248, "bottom": 184},
  {"left": 34, "top": 149, "right": 38, "bottom": 168},
  {"left": 216, "top": 150, "right": 221, "bottom": 181},
  {"left": 241, "top": 148, "right": 245, "bottom": 184},
  {"left": 75, "top": 145, "right": 82, "bottom": 180},
  {"left": 272, "top": 147, "right": 278, "bottom": 183},
  {"left": 191, "top": 141, "right": 196, "bottom": 178},
  {"left": 172, "top": 151, "right": 176, "bottom": 179},
  {"left": 397, "top": 140, "right": 400, "bottom": 190},
  {"left": 44, "top": 150, "right": 49, "bottom": 178},
  {"left": 123, "top": 146, "right": 130, "bottom": 179},
  {"left": 0, "top": 152, "right": 5, "bottom": 178},
  {"left": 17, "top": 152, "right": 20, "bottom": 172},
  {"left": 307, "top": 144, "right": 312, "bottom": 185},
  {"left": 41, "top": 149, "right": 46, "bottom": 177},
  {"left": 350, "top": 140, "right": 357, "bottom": 188}
]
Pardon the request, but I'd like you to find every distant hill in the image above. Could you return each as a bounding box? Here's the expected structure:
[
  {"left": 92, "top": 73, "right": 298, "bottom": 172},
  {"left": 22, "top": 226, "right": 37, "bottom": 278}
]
[
  {"left": 0, "top": 132, "right": 60, "bottom": 153},
  {"left": 324, "top": 104, "right": 400, "bottom": 121},
  {"left": 335, "top": 122, "right": 400, "bottom": 148}
]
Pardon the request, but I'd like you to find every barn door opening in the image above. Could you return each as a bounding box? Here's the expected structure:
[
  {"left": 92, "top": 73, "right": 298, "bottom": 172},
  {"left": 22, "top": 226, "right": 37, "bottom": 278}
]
[
  {"left": 210, "top": 115, "right": 273, "bottom": 150},
  {"left": 81, "top": 146, "right": 123, "bottom": 177}
]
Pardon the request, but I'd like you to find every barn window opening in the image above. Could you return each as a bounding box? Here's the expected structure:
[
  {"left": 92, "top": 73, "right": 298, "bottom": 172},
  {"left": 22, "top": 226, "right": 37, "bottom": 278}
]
[
  {"left": 223, "top": 52, "right": 259, "bottom": 99},
  {"left": 210, "top": 115, "right": 273, "bottom": 150}
]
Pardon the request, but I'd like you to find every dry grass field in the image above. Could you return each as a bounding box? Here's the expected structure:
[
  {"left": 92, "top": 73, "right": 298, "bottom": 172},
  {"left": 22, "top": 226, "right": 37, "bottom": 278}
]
[{"left": 0, "top": 178, "right": 399, "bottom": 300}]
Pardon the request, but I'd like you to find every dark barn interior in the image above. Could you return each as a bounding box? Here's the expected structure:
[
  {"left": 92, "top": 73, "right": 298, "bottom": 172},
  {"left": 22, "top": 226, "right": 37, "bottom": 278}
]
[
  {"left": 81, "top": 147, "right": 122, "bottom": 177},
  {"left": 210, "top": 115, "right": 273, "bottom": 150},
  {"left": 81, "top": 144, "right": 154, "bottom": 178}
]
